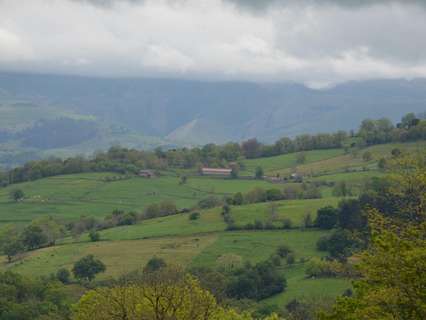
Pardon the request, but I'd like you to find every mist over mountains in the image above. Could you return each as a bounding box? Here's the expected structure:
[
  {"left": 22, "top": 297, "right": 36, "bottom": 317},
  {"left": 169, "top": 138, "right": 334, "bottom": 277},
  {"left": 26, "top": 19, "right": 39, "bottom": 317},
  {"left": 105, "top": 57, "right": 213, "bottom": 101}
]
[{"left": 0, "top": 72, "right": 425, "bottom": 166}]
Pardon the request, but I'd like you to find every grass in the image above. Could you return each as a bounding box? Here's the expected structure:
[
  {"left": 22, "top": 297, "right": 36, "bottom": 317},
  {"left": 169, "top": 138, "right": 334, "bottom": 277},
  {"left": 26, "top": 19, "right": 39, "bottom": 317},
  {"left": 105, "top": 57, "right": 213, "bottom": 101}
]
[
  {"left": 264, "top": 264, "right": 351, "bottom": 306},
  {"left": 228, "top": 198, "right": 341, "bottom": 228},
  {"left": 1, "top": 235, "right": 218, "bottom": 279},
  {"left": 185, "top": 176, "right": 273, "bottom": 194},
  {"left": 0, "top": 173, "right": 277, "bottom": 223},
  {"left": 97, "top": 209, "right": 226, "bottom": 241},
  {"left": 240, "top": 149, "right": 345, "bottom": 176},
  {"left": 309, "top": 170, "right": 384, "bottom": 183},
  {"left": 191, "top": 230, "right": 329, "bottom": 268},
  {"left": 0, "top": 141, "right": 423, "bottom": 310},
  {"left": 291, "top": 141, "right": 426, "bottom": 177}
]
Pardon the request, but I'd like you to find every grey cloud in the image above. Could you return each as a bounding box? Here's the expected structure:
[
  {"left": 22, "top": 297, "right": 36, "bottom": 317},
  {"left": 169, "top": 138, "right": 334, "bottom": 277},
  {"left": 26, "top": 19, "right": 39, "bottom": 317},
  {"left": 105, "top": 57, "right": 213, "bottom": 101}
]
[
  {"left": 226, "top": 0, "right": 426, "bottom": 11},
  {"left": 0, "top": 0, "right": 425, "bottom": 86}
]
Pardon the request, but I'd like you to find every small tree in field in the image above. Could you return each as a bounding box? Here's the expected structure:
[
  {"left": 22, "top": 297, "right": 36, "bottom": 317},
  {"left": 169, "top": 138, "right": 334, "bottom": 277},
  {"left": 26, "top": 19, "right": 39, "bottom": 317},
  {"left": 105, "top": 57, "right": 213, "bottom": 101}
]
[
  {"left": 3, "top": 240, "right": 24, "bottom": 262},
  {"left": 72, "top": 255, "right": 106, "bottom": 281},
  {"left": 57, "top": 268, "right": 71, "bottom": 284},
  {"left": 10, "top": 189, "right": 24, "bottom": 202},
  {"left": 296, "top": 152, "right": 306, "bottom": 164},
  {"left": 255, "top": 166, "right": 264, "bottom": 179},
  {"left": 303, "top": 213, "right": 314, "bottom": 228},
  {"left": 144, "top": 256, "right": 167, "bottom": 272},
  {"left": 189, "top": 212, "right": 200, "bottom": 220},
  {"left": 89, "top": 230, "right": 100, "bottom": 242},
  {"left": 362, "top": 151, "right": 372, "bottom": 162}
]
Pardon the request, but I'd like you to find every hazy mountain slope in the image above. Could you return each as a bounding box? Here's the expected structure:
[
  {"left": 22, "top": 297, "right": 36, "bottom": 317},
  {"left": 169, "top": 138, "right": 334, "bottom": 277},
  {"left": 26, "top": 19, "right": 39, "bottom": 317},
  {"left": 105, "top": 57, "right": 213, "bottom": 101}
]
[{"left": 0, "top": 72, "right": 425, "bottom": 146}]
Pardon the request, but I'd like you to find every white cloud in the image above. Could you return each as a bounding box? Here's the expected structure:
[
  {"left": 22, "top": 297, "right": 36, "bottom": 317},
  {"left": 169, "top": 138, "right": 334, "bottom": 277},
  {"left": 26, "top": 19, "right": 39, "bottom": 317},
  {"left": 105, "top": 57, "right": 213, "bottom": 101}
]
[{"left": 0, "top": 0, "right": 425, "bottom": 85}]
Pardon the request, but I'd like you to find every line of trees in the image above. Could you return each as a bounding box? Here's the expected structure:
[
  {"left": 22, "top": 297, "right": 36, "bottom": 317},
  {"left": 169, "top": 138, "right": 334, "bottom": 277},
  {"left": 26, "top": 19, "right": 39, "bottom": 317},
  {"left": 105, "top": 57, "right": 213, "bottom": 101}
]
[{"left": 1, "top": 113, "right": 425, "bottom": 188}]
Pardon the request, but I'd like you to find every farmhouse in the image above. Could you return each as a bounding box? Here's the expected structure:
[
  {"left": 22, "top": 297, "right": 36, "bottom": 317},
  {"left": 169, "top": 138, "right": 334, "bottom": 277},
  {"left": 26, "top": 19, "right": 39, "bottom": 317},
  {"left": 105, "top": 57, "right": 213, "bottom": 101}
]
[
  {"left": 138, "top": 170, "right": 156, "bottom": 178},
  {"left": 201, "top": 167, "right": 232, "bottom": 177}
]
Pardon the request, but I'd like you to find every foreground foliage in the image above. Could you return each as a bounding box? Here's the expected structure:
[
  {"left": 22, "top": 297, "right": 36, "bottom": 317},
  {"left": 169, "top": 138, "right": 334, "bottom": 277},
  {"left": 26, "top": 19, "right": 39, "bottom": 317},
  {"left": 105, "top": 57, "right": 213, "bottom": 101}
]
[
  {"left": 73, "top": 266, "right": 279, "bottom": 320},
  {"left": 320, "top": 154, "right": 426, "bottom": 319}
]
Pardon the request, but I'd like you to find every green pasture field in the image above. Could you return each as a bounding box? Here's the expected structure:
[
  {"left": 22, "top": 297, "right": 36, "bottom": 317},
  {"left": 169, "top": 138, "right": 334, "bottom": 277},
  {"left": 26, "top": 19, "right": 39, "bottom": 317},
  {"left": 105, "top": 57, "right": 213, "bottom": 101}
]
[
  {"left": 0, "top": 226, "right": 351, "bottom": 306},
  {"left": 240, "top": 149, "right": 345, "bottom": 176},
  {"left": 309, "top": 170, "right": 384, "bottom": 183},
  {"left": 264, "top": 265, "right": 351, "bottom": 306},
  {"left": 228, "top": 198, "right": 341, "bottom": 228},
  {"left": 290, "top": 141, "right": 426, "bottom": 177},
  {"left": 1, "top": 235, "right": 218, "bottom": 279},
  {"left": 240, "top": 141, "right": 425, "bottom": 178},
  {"left": 0, "top": 173, "right": 278, "bottom": 223},
  {"left": 94, "top": 208, "right": 226, "bottom": 241},
  {"left": 191, "top": 230, "right": 329, "bottom": 268}
]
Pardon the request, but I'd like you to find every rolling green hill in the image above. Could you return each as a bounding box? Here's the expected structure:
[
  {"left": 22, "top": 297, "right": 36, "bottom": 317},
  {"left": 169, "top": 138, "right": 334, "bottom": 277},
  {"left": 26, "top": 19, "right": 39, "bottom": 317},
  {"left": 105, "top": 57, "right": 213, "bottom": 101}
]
[{"left": 1, "top": 140, "right": 423, "bottom": 311}]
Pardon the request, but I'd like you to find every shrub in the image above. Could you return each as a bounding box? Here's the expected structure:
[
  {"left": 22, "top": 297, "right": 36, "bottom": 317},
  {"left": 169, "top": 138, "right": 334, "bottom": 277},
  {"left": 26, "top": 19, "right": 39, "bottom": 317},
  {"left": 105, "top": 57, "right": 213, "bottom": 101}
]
[
  {"left": 303, "top": 213, "right": 314, "bottom": 228},
  {"left": 226, "top": 261, "right": 286, "bottom": 300},
  {"left": 315, "top": 206, "right": 338, "bottom": 229},
  {"left": 254, "top": 220, "right": 264, "bottom": 230},
  {"left": 10, "top": 189, "right": 25, "bottom": 202},
  {"left": 72, "top": 255, "right": 106, "bottom": 281},
  {"left": 198, "top": 196, "right": 222, "bottom": 209},
  {"left": 189, "top": 212, "right": 200, "bottom": 220},
  {"left": 282, "top": 218, "right": 293, "bottom": 229},
  {"left": 255, "top": 166, "right": 264, "bottom": 179},
  {"left": 89, "top": 230, "right": 100, "bottom": 242},
  {"left": 305, "top": 258, "right": 356, "bottom": 278},
  {"left": 266, "top": 188, "right": 283, "bottom": 201},
  {"left": 56, "top": 268, "right": 71, "bottom": 284},
  {"left": 286, "top": 253, "right": 296, "bottom": 265},
  {"left": 144, "top": 257, "right": 167, "bottom": 272},
  {"left": 277, "top": 245, "right": 292, "bottom": 258},
  {"left": 232, "top": 192, "right": 244, "bottom": 205}
]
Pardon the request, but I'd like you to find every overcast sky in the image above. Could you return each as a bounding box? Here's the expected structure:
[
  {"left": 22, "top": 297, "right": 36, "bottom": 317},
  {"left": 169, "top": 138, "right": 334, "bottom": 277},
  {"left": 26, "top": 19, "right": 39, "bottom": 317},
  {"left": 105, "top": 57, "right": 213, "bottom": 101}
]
[{"left": 0, "top": 0, "right": 426, "bottom": 87}]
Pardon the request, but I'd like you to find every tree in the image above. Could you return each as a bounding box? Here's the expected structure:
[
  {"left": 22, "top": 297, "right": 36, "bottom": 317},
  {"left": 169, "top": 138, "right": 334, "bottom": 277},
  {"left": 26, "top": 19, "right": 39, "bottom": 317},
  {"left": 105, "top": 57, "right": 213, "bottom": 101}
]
[
  {"left": 303, "top": 213, "right": 313, "bottom": 228},
  {"left": 32, "top": 216, "right": 64, "bottom": 245},
  {"left": 10, "top": 189, "right": 24, "bottom": 202},
  {"left": 320, "top": 218, "right": 426, "bottom": 320},
  {"left": 179, "top": 175, "right": 187, "bottom": 185},
  {"left": 241, "top": 138, "right": 262, "bottom": 159},
  {"left": 276, "top": 245, "right": 292, "bottom": 258},
  {"left": 400, "top": 112, "right": 417, "bottom": 129},
  {"left": 362, "top": 151, "right": 372, "bottom": 162},
  {"left": 233, "top": 192, "right": 244, "bottom": 205},
  {"left": 255, "top": 166, "right": 264, "bottom": 179},
  {"left": 266, "top": 189, "right": 282, "bottom": 201},
  {"left": 21, "top": 225, "right": 48, "bottom": 250},
  {"left": 3, "top": 240, "right": 24, "bottom": 262},
  {"left": 321, "top": 154, "right": 426, "bottom": 319},
  {"left": 73, "top": 266, "right": 254, "bottom": 320},
  {"left": 282, "top": 218, "right": 293, "bottom": 229},
  {"left": 0, "top": 271, "right": 71, "bottom": 319},
  {"left": 296, "top": 152, "right": 306, "bottom": 164},
  {"left": 391, "top": 148, "right": 401, "bottom": 157},
  {"left": 332, "top": 181, "right": 352, "bottom": 197},
  {"left": 286, "top": 253, "right": 295, "bottom": 265},
  {"left": 338, "top": 199, "right": 366, "bottom": 230},
  {"left": 89, "top": 230, "right": 100, "bottom": 242},
  {"left": 231, "top": 166, "right": 239, "bottom": 179},
  {"left": 72, "top": 255, "right": 106, "bottom": 281},
  {"left": 189, "top": 211, "right": 200, "bottom": 220},
  {"left": 315, "top": 206, "right": 338, "bottom": 229},
  {"left": 144, "top": 256, "right": 167, "bottom": 272},
  {"left": 57, "top": 268, "right": 71, "bottom": 284}
]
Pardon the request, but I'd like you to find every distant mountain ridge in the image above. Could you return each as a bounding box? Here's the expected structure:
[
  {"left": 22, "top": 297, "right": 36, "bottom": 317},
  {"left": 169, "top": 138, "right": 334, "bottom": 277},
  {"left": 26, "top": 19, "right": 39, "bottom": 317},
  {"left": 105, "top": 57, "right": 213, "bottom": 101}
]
[{"left": 0, "top": 72, "right": 425, "bottom": 147}]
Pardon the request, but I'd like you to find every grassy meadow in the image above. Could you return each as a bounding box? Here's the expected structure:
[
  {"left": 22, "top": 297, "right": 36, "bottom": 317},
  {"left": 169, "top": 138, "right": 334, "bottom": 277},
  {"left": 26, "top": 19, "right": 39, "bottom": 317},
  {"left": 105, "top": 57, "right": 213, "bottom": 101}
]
[{"left": 3, "top": 141, "right": 418, "bottom": 308}]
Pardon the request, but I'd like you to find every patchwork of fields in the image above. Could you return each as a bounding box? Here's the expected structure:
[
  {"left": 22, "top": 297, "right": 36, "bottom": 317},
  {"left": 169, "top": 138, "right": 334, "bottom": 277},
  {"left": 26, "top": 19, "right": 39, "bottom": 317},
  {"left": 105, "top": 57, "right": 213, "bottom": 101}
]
[{"left": 1, "top": 141, "right": 424, "bottom": 309}]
